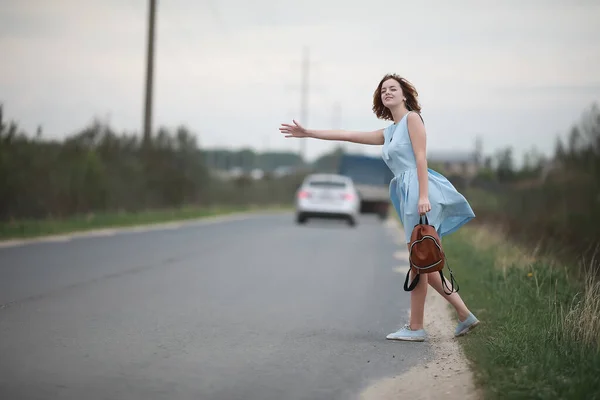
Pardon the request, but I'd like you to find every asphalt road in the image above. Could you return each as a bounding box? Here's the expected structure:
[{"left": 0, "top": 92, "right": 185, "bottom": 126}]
[{"left": 0, "top": 213, "right": 430, "bottom": 400}]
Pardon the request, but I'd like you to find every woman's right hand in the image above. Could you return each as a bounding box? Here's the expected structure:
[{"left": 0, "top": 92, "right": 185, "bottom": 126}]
[
  {"left": 418, "top": 196, "right": 431, "bottom": 215},
  {"left": 279, "top": 120, "right": 309, "bottom": 138}
]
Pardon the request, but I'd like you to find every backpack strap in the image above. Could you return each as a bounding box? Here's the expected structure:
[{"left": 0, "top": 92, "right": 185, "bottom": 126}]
[
  {"left": 404, "top": 259, "right": 460, "bottom": 294},
  {"left": 403, "top": 269, "right": 420, "bottom": 292},
  {"left": 440, "top": 258, "right": 459, "bottom": 295}
]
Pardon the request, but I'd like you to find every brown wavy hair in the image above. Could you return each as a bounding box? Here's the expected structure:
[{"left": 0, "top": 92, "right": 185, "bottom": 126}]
[{"left": 372, "top": 74, "right": 422, "bottom": 121}]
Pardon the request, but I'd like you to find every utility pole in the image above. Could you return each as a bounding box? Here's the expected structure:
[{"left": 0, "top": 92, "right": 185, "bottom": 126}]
[
  {"left": 332, "top": 101, "right": 341, "bottom": 129},
  {"left": 332, "top": 101, "right": 345, "bottom": 153},
  {"left": 143, "top": 0, "right": 157, "bottom": 147},
  {"left": 299, "top": 46, "right": 310, "bottom": 164}
]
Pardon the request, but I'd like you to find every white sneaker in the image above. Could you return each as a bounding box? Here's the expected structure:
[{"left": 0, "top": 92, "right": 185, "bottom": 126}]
[{"left": 386, "top": 324, "right": 427, "bottom": 342}]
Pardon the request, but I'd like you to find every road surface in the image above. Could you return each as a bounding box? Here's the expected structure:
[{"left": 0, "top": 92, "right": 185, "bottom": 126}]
[{"left": 0, "top": 213, "right": 430, "bottom": 400}]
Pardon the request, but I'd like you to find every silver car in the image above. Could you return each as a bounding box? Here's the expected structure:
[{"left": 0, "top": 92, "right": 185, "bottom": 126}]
[{"left": 295, "top": 173, "right": 360, "bottom": 227}]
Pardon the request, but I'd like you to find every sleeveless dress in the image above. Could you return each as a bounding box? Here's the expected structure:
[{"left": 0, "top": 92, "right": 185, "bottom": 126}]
[{"left": 382, "top": 111, "right": 475, "bottom": 243}]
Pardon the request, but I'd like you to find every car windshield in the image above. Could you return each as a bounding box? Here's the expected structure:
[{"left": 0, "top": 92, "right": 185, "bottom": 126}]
[{"left": 307, "top": 181, "right": 347, "bottom": 188}]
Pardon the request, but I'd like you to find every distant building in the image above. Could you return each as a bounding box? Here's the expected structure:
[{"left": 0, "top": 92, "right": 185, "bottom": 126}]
[
  {"left": 427, "top": 137, "right": 483, "bottom": 179},
  {"left": 428, "top": 151, "right": 481, "bottom": 179},
  {"left": 250, "top": 168, "right": 264, "bottom": 180},
  {"left": 209, "top": 165, "right": 299, "bottom": 181},
  {"left": 273, "top": 166, "right": 295, "bottom": 178}
]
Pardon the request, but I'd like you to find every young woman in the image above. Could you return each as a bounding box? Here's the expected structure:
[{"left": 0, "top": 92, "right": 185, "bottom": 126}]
[{"left": 279, "top": 73, "right": 480, "bottom": 341}]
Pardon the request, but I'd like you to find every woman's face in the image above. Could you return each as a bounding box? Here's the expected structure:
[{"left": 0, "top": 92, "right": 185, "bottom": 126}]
[{"left": 380, "top": 78, "right": 403, "bottom": 108}]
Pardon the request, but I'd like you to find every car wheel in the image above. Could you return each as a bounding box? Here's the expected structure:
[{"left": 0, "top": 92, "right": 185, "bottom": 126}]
[
  {"left": 347, "top": 216, "right": 356, "bottom": 227},
  {"left": 296, "top": 213, "right": 307, "bottom": 224}
]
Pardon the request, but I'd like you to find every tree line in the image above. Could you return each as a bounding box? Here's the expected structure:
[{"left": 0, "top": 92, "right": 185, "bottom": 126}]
[
  {"left": 0, "top": 105, "right": 318, "bottom": 221},
  {"left": 468, "top": 103, "right": 600, "bottom": 275}
]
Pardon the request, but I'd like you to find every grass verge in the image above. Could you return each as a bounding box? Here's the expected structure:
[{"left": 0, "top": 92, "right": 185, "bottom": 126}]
[
  {"left": 444, "top": 225, "right": 600, "bottom": 400},
  {"left": 0, "top": 204, "right": 292, "bottom": 241}
]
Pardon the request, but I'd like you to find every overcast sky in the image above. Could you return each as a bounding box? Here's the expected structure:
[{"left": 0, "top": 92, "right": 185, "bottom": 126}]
[{"left": 1, "top": 0, "right": 599, "bottom": 163}]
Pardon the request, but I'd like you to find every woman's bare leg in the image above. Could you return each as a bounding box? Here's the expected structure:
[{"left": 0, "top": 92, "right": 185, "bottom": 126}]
[
  {"left": 407, "top": 244, "right": 428, "bottom": 330},
  {"left": 427, "top": 269, "right": 471, "bottom": 321}
]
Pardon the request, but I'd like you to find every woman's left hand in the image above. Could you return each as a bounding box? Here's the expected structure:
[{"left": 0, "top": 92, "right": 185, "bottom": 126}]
[{"left": 418, "top": 197, "right": 431, "bottom": 215}]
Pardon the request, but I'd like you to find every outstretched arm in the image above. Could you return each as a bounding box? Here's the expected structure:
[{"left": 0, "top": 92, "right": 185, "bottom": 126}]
[
  {"left": 280, "top": 120, "right": 384, "bottom": 145},
  {"left": 406, "top": 112, "right": 431, "bottom": 215}
]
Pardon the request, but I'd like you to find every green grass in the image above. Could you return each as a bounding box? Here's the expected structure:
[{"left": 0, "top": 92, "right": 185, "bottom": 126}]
[
  {"left": 444, "top": 227, "right": 600, "bottom": 400},
  {"left": 0, "top": 204, "right": 292, "bottom": 241},
  {"left": 463, "top": 187, "right": 504, "bottom": 212}
]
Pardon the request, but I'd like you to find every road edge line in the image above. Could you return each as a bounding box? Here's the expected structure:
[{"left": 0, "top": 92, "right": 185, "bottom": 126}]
[{"left": 0, "top": 209, "right": 289, "bottom": 249}]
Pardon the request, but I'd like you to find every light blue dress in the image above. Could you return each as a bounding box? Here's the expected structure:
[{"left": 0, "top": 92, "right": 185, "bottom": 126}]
[{"left": 382, "top": 111, "right": 475, "bottom": 243}]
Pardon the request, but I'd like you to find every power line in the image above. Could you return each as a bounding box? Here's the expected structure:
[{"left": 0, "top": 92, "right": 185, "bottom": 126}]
[{"left": 299, "top": 46, "right": 310, "bottom": 163}]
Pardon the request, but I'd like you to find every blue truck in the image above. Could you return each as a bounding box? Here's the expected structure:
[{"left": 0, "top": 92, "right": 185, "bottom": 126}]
[{"left": 337, "top": 153, "right": 393, "bottom": 220}]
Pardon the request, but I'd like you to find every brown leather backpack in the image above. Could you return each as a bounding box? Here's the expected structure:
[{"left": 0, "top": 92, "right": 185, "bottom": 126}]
[{"left": 404, "top": 215, "right": 459, "bottom": 295}]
